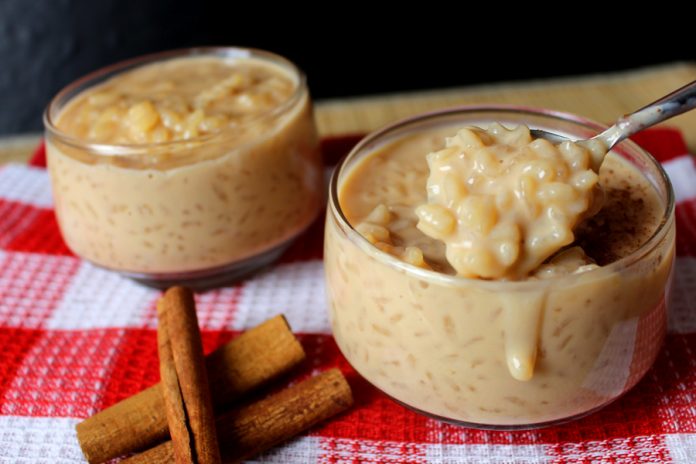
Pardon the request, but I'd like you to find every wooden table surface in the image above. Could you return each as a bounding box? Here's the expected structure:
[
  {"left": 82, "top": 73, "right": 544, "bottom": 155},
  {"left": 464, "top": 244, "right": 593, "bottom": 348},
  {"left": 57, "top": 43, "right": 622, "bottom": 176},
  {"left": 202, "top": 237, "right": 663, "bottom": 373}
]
[{"left": 1, "top": 62, "right": 695, "bottom": 166}]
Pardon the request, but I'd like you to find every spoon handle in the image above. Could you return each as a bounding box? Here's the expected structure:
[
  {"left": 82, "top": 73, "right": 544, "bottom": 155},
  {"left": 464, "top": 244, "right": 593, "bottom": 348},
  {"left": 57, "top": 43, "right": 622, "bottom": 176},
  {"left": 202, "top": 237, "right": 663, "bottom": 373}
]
[{"left": 596, "top": 79, "right": 696, "bottom": 150}]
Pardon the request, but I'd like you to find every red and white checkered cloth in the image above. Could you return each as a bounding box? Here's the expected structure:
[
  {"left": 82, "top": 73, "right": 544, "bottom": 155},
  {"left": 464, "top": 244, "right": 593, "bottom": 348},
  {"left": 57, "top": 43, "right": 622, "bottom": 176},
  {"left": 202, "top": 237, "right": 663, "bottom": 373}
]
[{"left": 1, "top": 129, "right": 695, "bottom": 464}]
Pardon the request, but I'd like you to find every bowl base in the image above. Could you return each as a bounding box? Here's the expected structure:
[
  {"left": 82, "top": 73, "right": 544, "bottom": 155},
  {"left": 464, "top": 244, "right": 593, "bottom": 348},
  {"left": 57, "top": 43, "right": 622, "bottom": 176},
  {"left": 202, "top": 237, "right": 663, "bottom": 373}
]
[
  {"left": 119, "top": 241, "right": 292, "bottom": 290},
  {"left": 391, "top": 395, "right": 621, "bottom": 431}
]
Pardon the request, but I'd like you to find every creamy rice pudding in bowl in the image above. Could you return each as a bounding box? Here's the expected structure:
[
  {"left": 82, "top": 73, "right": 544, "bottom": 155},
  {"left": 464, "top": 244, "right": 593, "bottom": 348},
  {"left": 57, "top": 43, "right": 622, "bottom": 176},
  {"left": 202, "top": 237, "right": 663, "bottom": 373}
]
[
  {"left": 44, "top": 47, "right": 322, "bottom": 287},
  {"left": 324, "top": 106, "right": 675, "bottom": 429}
]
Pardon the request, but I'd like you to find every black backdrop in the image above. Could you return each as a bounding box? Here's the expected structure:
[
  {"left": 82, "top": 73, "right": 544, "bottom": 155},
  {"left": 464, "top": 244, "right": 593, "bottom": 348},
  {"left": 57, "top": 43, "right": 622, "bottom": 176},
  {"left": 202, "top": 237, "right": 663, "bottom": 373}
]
[{"left": 1, "top": 0, "right": 692, "bottom": 135}]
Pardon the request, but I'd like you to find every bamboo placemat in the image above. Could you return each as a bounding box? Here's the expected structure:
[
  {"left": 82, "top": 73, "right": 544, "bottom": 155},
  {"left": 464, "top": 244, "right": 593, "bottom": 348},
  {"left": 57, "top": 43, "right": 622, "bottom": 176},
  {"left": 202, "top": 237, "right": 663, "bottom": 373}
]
[
  {"left": 315, "top": 62, "right": 696, "bottom": 148},
  {"left": 1, "top": 61, "right": 694, "bottom": 165}
]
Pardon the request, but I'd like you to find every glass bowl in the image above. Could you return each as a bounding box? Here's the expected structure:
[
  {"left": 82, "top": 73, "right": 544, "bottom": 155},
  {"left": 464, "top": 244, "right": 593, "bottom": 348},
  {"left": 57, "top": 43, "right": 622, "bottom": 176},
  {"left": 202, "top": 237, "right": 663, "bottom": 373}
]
[
  {"left": 44, "top": 47, "right": 323, "bottom": 288},
  {"left": 324, "top": 105, "right": 675, "bottom": 429}
]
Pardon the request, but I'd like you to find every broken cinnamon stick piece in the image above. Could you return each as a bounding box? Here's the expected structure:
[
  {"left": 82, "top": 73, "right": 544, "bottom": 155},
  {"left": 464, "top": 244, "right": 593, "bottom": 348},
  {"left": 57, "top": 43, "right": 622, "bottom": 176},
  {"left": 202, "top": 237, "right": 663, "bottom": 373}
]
[
  {"left": 122, "top": 368, "right": 353, "bottom": 464},
  {"left": 157, "top": 287, "right": 220, "bottom": 463},
  {"left": 76, "top": 314, "right": 304, "bottom": 464}
]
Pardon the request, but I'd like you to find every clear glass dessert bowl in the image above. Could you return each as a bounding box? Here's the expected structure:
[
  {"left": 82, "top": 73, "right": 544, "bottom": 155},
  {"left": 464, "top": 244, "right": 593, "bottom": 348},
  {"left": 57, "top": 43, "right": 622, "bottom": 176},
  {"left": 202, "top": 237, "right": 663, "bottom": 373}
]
[
  {"left": 44, "top": 47, "right": 323, "bottom": 288},
  {"left": 324, "top": 106, "right": 675, "bottom": 429}
]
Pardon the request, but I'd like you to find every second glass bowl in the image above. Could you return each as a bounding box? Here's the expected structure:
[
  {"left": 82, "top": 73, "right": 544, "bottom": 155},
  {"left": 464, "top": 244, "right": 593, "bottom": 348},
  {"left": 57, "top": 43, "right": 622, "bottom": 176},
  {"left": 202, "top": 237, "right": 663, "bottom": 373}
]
[{"left": 44, "top": 47, "right": 323, "bottom": 287}]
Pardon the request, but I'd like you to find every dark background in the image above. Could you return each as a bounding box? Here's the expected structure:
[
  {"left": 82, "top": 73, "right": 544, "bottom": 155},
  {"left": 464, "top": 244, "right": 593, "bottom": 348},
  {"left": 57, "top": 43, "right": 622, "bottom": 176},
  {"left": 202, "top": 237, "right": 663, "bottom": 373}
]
[{"left": 1, "top": 0, "right": 693, "bottom": 135}]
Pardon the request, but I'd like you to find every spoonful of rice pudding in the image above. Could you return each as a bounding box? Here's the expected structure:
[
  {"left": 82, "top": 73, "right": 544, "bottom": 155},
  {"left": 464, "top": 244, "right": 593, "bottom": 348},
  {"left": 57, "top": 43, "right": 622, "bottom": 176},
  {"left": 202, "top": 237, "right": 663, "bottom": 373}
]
[{"left": 415, "top": 79, "right": 695, "bottom": 280}]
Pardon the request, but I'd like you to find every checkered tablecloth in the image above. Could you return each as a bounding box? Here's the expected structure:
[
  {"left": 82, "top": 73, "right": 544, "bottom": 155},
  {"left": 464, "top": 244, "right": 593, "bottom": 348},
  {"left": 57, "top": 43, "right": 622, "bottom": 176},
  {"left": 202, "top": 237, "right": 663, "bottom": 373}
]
[{"left": 1, "top": 129, "right": 695, "bottom": 464}]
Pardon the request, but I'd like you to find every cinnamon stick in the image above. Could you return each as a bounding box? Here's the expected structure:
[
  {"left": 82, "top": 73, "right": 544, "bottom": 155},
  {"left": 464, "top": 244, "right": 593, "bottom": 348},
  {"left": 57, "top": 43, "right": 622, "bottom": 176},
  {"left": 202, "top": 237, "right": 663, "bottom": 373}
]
[
  {"left": 122, "top": 368, "right": 353, "bottom": 464},
  {"left": 158, "top": 309, "right": 194, "bottom": 463},
  {"left": 76, "top": 314, "right": 305, "bottom": 463},
  {"left": 157, "top": 287, "right": 220, "bottom": 463}
]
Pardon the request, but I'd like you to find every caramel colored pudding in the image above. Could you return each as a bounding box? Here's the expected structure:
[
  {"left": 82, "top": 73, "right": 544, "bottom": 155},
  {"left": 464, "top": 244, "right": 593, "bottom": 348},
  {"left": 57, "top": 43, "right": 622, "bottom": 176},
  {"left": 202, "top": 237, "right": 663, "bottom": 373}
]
[
  {"left": 45, "top": 49, "right": 322, "bottom": 281},
  {"left": 325, "top": 109, "right": 675, "bottom": 427}
]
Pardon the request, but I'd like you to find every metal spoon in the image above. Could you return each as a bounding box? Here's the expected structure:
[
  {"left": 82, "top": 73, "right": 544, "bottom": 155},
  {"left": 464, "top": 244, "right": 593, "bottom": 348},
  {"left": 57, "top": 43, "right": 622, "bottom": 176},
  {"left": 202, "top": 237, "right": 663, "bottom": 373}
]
[{"left": 531, "top": 79, "right": 696, "bottom": 170}]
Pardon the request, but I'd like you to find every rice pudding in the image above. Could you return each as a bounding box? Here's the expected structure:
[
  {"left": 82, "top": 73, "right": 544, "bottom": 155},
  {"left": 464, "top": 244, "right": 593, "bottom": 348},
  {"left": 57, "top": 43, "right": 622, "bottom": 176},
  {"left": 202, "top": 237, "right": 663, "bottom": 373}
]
[
  {"left": 325, "top": 108, "right": 675, "bottom": 427},
  {"left": 45, "top": 48, "right": 322, "bottom": 283}
]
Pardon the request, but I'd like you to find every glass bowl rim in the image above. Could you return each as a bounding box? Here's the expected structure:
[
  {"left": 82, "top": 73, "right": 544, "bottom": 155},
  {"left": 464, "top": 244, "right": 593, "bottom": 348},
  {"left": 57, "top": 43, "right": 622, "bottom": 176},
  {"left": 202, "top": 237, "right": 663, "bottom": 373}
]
[{"left": 43, "top": 46, "right": 307, "bottom": 155}]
